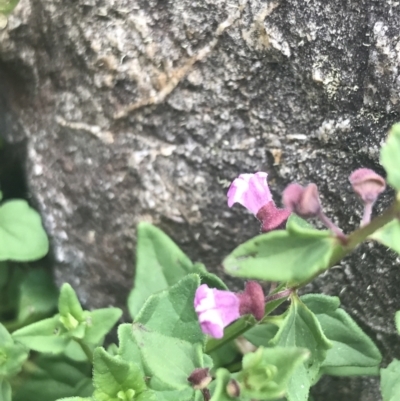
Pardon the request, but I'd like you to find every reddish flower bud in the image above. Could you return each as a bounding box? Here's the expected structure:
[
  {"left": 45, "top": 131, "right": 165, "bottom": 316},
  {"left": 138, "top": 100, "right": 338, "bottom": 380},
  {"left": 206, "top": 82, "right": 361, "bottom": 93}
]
[
  {"left": 282, "top": 183, "right": 322, "bottom": 218},
  {"left": 349, "top": 168, "right": 386, "bottom": 204},
  {"left": 237, "top": 281, "right": 265, "bottom": 321},
  {"left": 188, "top": 368, "right": 212, "bottom": 390}
]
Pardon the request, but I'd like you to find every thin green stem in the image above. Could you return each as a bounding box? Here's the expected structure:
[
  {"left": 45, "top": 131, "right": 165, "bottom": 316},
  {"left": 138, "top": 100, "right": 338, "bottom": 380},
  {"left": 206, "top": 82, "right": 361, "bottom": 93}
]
[
  {"left": 205, "top": 297, "right": 288, "bottom": 354},
  {"left": 205, "top": 197, "right": 400, "bottom": 355},
  {"left": 296, "top": 196, "right": 400, "bottom": 289}
]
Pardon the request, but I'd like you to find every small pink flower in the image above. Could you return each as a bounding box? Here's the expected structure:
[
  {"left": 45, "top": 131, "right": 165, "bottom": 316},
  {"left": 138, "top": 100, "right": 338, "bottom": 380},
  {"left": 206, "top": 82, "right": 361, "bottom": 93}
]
[
  {"left": 227, "top": 172, "right": 290, "bottom": 232},
  {"left": 227, "top": 172, "right": 273, "bottom": 215},
  {"left": 194, "top": 284, "right": 240, "bottom": 339}
]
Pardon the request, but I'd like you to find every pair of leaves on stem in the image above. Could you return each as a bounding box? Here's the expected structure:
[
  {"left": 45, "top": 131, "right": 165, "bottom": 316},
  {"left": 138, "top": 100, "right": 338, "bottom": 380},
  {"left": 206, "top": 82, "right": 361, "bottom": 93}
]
[
  {"left": 7, "top": 283, "right": 121, "bottom": 401},
  {"left": 12, "top": 283, "right": 122, "bottom": 357},
  {"left": 244, "top": 294, "right": 382, "bottom": 401}
]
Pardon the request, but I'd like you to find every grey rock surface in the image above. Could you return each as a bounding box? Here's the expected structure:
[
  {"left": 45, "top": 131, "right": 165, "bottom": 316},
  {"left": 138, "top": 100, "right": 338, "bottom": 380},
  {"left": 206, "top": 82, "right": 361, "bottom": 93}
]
[{"left": 1, "top": 0, "right": 400, "bottom": 399}]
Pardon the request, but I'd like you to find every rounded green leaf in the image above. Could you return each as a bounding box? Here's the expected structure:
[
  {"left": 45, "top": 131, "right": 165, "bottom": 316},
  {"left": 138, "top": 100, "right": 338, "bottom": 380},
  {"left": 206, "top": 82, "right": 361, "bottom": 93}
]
[
  {"left": 84, "top": 308, "right": 122, "bottom": 345},
  {"left": 269, "top": 296, "right": 332, "bottom": 401},
  {"left": 223, "top": 220, "right": 338, "bottom": 284},
  {"left": 371, "top": 219, "right": 400, "bottom": 255},
  {"left": 0, "top": 200, "right": 49, "bottom": 261},
  {"left": 135, "top": 274, "right": 204, "bottom": 344},
  {"left": 128, "top": 223, "right": 196, "bottom": 317},
  {"left": 381, "top": 123, "right": 400, "bottom": 191},
  {"left": 381, "top": 359, "right": 400, "bottom": 401},
  {"left": 301, "top": 294, "right": 382, "bottom": 377},
  {"left": 0, "top": 0, "right": 20, "bottom": 15}
]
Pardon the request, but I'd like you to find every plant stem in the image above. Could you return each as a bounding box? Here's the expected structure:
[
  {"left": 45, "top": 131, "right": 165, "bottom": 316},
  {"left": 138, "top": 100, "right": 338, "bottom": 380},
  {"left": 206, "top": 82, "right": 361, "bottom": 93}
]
[
  {"left": 296, "top": 196, "right": 400, "bottom": 289},
  {"left": 205, "top": 197, "right": 400, "bottom": 355},
  {"left": 264, "top": 288, "right": 292, "bottom": 303}
]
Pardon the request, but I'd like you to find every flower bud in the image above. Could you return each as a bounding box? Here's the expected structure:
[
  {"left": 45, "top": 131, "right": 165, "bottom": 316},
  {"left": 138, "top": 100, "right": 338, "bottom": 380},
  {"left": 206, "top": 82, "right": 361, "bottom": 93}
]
[
  {"left": 226, "top": 379, "right": 241, "bottom": 397},
  {"left": 237, "top": 281, "right": 265, "bottom": 321},
  {"left": 282, "top": 183, "right": 321, "bottom": 218},
  {"left": 349, "top": 168, "right": 386, "bottom": 204},
  {"left": 187, "top": 368, "right": 212, "bottom": 390}
]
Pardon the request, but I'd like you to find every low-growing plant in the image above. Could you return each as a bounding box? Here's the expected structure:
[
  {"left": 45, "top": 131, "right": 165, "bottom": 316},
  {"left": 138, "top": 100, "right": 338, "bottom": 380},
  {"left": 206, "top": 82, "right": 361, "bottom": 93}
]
[{"left": 3, "top": 124, "right": 400, "bottom": 401}]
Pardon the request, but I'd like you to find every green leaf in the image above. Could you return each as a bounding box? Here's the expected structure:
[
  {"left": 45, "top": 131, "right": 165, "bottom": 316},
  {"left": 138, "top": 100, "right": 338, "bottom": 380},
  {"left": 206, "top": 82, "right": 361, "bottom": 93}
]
[
  {"left": 10, "top": 354, "right": 93, "bottom": 401},
  {"left": 381, "top": 123, "right": 400, "bottom": 190},
  {"left": 302, "top": 294, "right": 382, "bottom": 377},
  {"left": 16, "top": 267, "right": 58, "bottom": 327},
  {"left": 0, "top": 322, "right": 28, "bottom": 377},
  {"left": 55, "top": 398, "right": 93, "bottom": 401},
  {"left": 0, "top": 200, "right": 49, "bottom": 261},
  {"left": 396, "top": 311, "right": 400, "bottom": 335},
  {"left": 118, "top": 324, "right": 145, "bottom": 374},
  {"left": 59, "top": 284, "right": 84, "bottom": 323},
  {"left": 153, "top": 388, "right": 195, "bottom": 401},
  {"left": 243, "top": 321, "right": 280, "bottom": 348},
  {"left": 135, "top": 274, "right": 204, "bottom": 344},
  {"left": 130, "top": 323, "right": 208, "bottom": 392},
  {"left": 381, "top": 359, "right": 400, "bottom": 401},
  {"left": 371, "top": 219, "right": 400, "bottom": 255},
  {"left": 0, "top": 0, "right": 20, "bottom": 15},
  {"left": 128, "top": 223, "right": 196, "bottom": 317},
  {"left": 269, "top": 296, "right": 332, "bottom": 401},
  {"left": 286, "top": 214, "right": 313, "bottom": 229},
  {"left": 84, "top": 308, "right": 122, "bottom": 345},
  {"left": 93, "top": 347, "right": 152, "bottom": 401},
  {"left": 0, "top": 378, "right": 11, "bottom": 401},
  {"left": 223, "top": 219, "right": 338, "bottom": 285},
  {"left": 208, "top": 341, "right": 241, "bottom": 370},
  {"left": 12, "top": 315, "right": 71, "bottom": 354},
  {"left": 237, "top": 347, "right": 310, "bottom": 400}
]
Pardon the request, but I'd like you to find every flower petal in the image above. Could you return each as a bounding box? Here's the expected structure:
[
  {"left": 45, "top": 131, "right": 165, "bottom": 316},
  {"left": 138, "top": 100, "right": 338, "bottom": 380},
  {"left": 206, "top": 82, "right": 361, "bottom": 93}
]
[{"left": 227, "top": 172, "right": 272, "bottom": 215}]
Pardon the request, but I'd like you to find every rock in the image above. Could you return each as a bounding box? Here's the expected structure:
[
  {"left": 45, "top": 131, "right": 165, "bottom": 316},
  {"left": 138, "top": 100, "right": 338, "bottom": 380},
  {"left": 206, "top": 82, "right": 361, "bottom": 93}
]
[{"left": 1, "top": 0, "right": 399, "bottom": 399}]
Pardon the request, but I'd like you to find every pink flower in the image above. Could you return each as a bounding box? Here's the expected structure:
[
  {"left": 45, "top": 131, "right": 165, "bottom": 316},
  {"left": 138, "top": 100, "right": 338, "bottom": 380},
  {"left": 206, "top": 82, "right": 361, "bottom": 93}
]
[
  {"left": 227, "top": 172, "right": 273, "bottom": 215},
  {"left": 227, "top": 172, "right": 290, "bottom": 232},
  {"left": 194, "top": 284, "right": 240, "bottom": 339}
]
